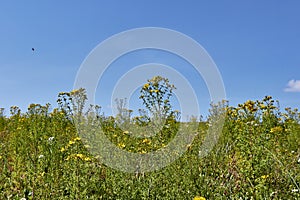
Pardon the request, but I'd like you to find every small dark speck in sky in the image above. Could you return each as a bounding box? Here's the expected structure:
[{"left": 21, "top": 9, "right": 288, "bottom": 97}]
[{"left": 32, "top": 48, "right": 35, "bottom": 51}]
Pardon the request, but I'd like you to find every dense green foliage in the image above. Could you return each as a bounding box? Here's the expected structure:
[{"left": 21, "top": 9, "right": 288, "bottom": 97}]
[{"left": 0, "top": 82, "right": 299, "bottom": 199}]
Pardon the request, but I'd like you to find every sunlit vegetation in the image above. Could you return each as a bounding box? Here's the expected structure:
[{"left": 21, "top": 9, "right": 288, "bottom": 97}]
[{"left": 0, "top": 77, "right": 299, "bottom": 199}]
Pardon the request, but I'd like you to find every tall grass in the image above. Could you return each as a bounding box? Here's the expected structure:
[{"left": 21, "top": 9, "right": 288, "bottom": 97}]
[{"left": 0, "top": 91, "right": 299, "bottom": 199}]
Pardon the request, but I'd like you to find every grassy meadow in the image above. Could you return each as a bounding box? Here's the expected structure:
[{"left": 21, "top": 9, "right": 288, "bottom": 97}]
[{"left": 0, "top": 81, "right": 299, "bottom": 199}]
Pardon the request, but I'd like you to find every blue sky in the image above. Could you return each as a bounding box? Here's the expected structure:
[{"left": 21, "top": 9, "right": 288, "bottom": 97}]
[{"left": 0, "top": 1, "right": 299, "bottom": 118}]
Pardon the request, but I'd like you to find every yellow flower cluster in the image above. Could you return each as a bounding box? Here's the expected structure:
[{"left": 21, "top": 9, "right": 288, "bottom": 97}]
[
  {"left": 142, "top": 138, "right": 151, "bottom": 144},
  {"left": 148, "top": 89, "right": 159, "bottom": 93},
  {"left": 261, "top": 174, "right": 269, "bottom": 179},
  {"left": 258, "top": 103, "right": 267, "bottom": 110},
  {"left": 140, "top": 150, "right": 147, "bottom": 154},
  {"left": 66, "top": 153, "right": 91, "bottom": 162},
  {"left": 270, "top": 126, "right": 283, "bottom": 133},
  {"left": 239, "top": 100, "right": 257, "bottom": 113},
  {"left": 18, "top": 117, "right": 26, "bottom": 123},
  {"left": 49, "top": 108, "right": 66, "bottom": 117},
  {"left": 118, "top": 143, "right": 126, "bottom": 148},
  {"left": 194, "top": 196, "right": 206, "bottom": 200},
  {"left": 60, "top": 137, "right": 81, "bottom": 152},
  {"left": 70, "top": 89, "right": 80, "bottom": 95},
  {"left": 226, "top": 107, "right": 238, "bottom": 118},
  {"left": 143, "top": 83, "right": 150, "bottom": 89},
  {"left": 263, "top": 95, "right": 272, "bottom": 101}
]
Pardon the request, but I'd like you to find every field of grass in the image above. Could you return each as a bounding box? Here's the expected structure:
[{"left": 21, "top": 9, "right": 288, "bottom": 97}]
[{"left": 0, "top": 87, "right": 299, "bottom": 199}]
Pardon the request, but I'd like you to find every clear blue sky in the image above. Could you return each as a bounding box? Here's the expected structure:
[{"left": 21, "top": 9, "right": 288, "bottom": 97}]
[{"left": 0, "top": 1, "right": 299, "bottom": 118}]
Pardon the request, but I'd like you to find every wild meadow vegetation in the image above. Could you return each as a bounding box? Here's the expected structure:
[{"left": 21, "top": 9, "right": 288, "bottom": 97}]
[{"left": 0, "top": 76, "right": 299, "bottom": 199}]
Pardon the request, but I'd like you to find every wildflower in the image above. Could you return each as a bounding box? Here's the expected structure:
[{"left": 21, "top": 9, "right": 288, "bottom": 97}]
[
  {"left": 73, "top": 137, "right": 81, "bottom": 141},
  {"left": 292, "top": 189, "right": 299, "bottom": 193},
  {"left": 0, "top": 155, "right": 2, "bottom": 159},
  {"left": 70, "top": 89, "right": 80, "bottom": 95},
  {"left": 69, "top": 140, "right": 75, "bottom": 145},
  {"left": 84, "top": 157, "right": 91, "bottom": 161},
  {"left": 143, "top": 83, "right": 150, "bottom": 89},
  {"left": 264, "top": 96, "right": 272, "bottom": 101},
  {"left": 38, "top": 154, "right": 44, "bottom": 159},
  {"left": 123, "top": 130, "right": 129, "bottom": 134},
  {"left": 48, "top": 136, "right": 54, "bottom": 141},
  {"left": 259, "top": 103, "right": 267, "bottom": 109},
  {"left": 261, "top": 175, "right": 269, "bottom": 179},
  {"left": 60, "top": 147, "right": 66, "bottom": 152},
  {"left": 76, "top": 154, "right": 84, "bottom": 159},
  {"left": 261, "top": 175, "right": 266, "bottom": 179},
  {"left": 194, "top": 196, "right": 206, "bottom": 200},
  {"left": 298, "top": 158, "right": 300, "bottom": 163},
  {"left": 270, "top": 126, "right": 283, "bottom": 133},
  {"left": 118, "top": 143, "right": 126, "bottom": 148},
  {"left": 142, "top": 138, "right": 151, "bottom": 144}
]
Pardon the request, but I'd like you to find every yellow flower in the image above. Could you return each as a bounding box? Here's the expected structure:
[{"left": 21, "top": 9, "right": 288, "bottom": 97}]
[
  {"left": 70, "top": 89, "right": 80, "bottom": 95},
  {"left": 270, "top": 126, "right": 283, "bottom": 133},
  {"left": 60, "top": 147, "right": 66, "bottom": 152},
  {"left": 259, "top": 104, "right": 267, "bottom": 109},
  {"left": 143, "top": 83, "right": 150, "bottom": 89},
  {"left": 123, "top": 130, "right": 129, "bottom": 134},
  {"left": 69, "top": 140, "right": 75, "bottom": 145},
  {"left": 76, "top": 154, "right": 84, "bottom": 159},
  {"left": 84, "top": 157, "right": 91, "bottom": 161},
  {"left": 142, "top": 138, "right": 151, "bottom": 144},
  {"left": 0, "top": 155, "right": 2, "bottom": 159},
  {"left": 73, "top": 137, "right": 81, "bottom": 141},
  {"left": 118, "top": 143, "right": 126, "bottom": 148},
  {"left": 261, "top": 175, "right": 269, "bottom": 179},
  {"left": 194, "top": 196, "right": 206, "bottom": 200}
]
